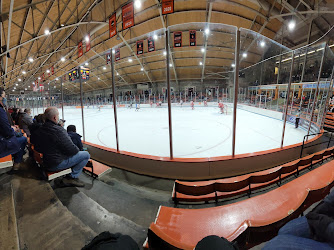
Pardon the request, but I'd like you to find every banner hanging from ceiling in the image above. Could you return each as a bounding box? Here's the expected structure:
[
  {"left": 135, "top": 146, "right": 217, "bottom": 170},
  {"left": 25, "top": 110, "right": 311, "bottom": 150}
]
[
  {"left": 86, "top": 34, "right": 91, "bottom": 52},
  {"left": 122, "top": 2, "right": 134, "bottom": 30},
  {"left": 115, "top": 48, "right": 120, "bottom": 61},
  {"left": 162, "top": 0, "right": 174, "bottom": 14},
  {"left": 106, "top": 53, "right": 111, "bottom": 64},
  {"left": 109, "top": 13, "right": 117, "bottom": 38},
  {"left": 148, "top": 37, "right": 155, "bottom": 52},
  {"left": 189, "top": 30, "right": 196, "bottom": 46},
  {"left": 174, "top": 31, "right": 182, "bottom": 47},
  {"left": 78, "top": 41, "right": 83, "bottom": 57},
  {"left": 137, "top": 40, "right": 143, "bottom": 55}
]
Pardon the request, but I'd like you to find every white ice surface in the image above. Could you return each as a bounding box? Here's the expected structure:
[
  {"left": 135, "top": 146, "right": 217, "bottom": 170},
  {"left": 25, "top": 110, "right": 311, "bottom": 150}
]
[{"left": 37, "top": 106, "right": 310, "bottom": 158}]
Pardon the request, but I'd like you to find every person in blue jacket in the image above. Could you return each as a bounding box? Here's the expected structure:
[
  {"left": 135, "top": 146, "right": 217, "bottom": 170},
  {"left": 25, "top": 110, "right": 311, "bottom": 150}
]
[
  {"left": 0, "top": 87, "right": 27, "bottom": 170},
  {"left": 66, "top": 125, "right": 83, "bottom": 151},
  {"left": 263, "top": 190, "right": 334, "bottom": 249}
]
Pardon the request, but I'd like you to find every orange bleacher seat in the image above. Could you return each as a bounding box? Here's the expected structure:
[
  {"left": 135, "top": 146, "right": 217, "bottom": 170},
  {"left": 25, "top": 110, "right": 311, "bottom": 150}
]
[
  {"left": 0, "top": 155, "right": 13, "bottom": 169},
  {"left": 147, "top": 159, "right": 334, "bottom": 249}
]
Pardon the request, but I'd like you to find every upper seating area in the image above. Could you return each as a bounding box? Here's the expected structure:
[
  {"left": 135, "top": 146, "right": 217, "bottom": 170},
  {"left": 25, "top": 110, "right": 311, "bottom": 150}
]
[
  {"left": 172, "top": 146, "right": 334, "bottom": 204},
  {"left": 147, "top": 158, "right": 334, "bottom": 249}
]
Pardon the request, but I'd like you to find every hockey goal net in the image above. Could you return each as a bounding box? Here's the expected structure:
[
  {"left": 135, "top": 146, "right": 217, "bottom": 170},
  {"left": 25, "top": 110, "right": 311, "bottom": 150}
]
[{"left": 223, "top": 105, "right": 233, "bottom": 115}]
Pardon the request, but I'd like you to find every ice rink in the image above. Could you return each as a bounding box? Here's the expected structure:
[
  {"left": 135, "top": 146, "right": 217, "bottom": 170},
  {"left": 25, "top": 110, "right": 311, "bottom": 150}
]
[{"left": 41, "top": 105, "right": 310, "bottom": 158}]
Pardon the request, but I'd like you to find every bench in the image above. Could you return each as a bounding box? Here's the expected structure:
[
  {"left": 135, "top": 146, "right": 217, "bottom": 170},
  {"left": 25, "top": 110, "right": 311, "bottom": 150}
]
[
  {"left": 146, "top": 159, "right": 334, "bottom": 249},
  {"left": 172, "top": 147, "right": 334, "bottom": 204},
  {"left": 0, "top": 155, "right": 13, "bottom": 169}
]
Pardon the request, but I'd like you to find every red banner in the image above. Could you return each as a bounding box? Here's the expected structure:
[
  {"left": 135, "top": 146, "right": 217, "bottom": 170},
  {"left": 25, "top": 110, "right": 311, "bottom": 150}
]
[
  {"left": 189, "top": 30, "right": 196, "bottom": 46},
  {"left": 115, "top": 48, "right": 120, "bottom": 61},
  {"left": 86, "top": 34, "right": 91, "bottom": 52},
  {"left": 78, "top": 41, "right": 83, "bottom": 58},
  {"left": 122, "top": 2, "right": 134, "bottom": 30},
  {"left": 63, "top": 75, "right": 67, "bottom": 82},
  {"left": 109, "top": 13, "right": 117, "bottom": 38},
  {"left": 42, "top": 73, "right": 45, "bottom": 82},
  {"left": 174, "top": 31, "right": 182, "bottom": 47},
  {"left": 137, "top": 40, "right": 143, "bottom": 55},
  {"left": 162, "top": 0, "right": 174, "bottom": 14},
  {"left": 51, "top": 66, "right": 54, "bottom": 75},
  {"left": 147, "top": 37, "right": 155, "bottom": 52},
  {"left": 39, "top": 84, "right": 44, "bottom": 92}
]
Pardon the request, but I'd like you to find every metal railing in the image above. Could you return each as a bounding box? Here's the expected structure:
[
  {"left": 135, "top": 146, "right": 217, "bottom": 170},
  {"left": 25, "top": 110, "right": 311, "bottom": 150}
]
[{"left": 300, "top": 131, "right": 332, "bottom": 158}]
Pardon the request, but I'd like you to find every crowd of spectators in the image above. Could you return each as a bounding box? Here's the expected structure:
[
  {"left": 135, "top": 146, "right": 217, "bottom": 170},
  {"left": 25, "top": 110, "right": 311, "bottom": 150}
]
[{"left": 0, "top": 87, "right": 89, "bottom": 187}]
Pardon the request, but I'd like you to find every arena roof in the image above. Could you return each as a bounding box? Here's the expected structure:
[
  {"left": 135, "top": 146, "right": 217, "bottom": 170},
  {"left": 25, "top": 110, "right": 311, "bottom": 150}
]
[{"left": 0, "top": 0, "right": 333, "bottom": 94}]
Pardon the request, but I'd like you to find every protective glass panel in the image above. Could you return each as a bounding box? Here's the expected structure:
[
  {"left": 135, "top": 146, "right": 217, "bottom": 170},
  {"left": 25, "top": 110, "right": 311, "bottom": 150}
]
[{"left": 168, "top": 23, "right": 236, "bottom": 158}]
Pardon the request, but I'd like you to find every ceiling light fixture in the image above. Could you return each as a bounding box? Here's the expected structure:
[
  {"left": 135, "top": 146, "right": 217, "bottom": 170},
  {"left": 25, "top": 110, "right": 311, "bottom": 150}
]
[
  {"left": 103, "top": 66, "right": 106, "bottom": 70},
  {"left": 85, "top": 62, "right": 89, "bottom": 66},
  {"left": 201, "top": 48, "right": 205, "bottom": 53},
  {"left": 46, "top": 69, "right": 50, "bottom": 73},
  {"left": 45, "top": 29, "right": 50, "bottom": 35},
  {"left": 128, "top": 58, "right": 133, "bottom": 62},
  {"left": 61, "top": 57, "right": 66, "bottom": 62},
  {"left": 242, "top": 52, "right": 247, "bottom": 58},
  {"left": 288, "top": 20, "right": 296, "bottom": 31},
  {"left": 18, "top": 78, "right": 22, "bottom": 82},
  {"left": 231, "top": 63, "right": 235, "bottom": 67},
  {"left": 85, "top": 35, "right": 90, "bottom": 42},
  {"left": 199, "top": 62, "right": 203, "bottom": 65},
  {"left": 204, "top": 28, "right": 210, "bottom": 35},
  {"left": 163, "top": 51, "right": 167, "bottom": 56},
  {"left": 28, "top": 57, "right": 34, "bottom": 62},
  {"left": 134, "top": 0, "right": 142, "bottom": 9},
  {"left": 260, "top": 41, "right": 266, "bottom": 47},
  {"left": 153, "top": 34, "right": 158, "bottom": 40},
  {"left": 141, "top": 68, "right": 144, "bottom": 71},
  {"left": 22, "top": 71, "right": 26, "bottom": 75}
]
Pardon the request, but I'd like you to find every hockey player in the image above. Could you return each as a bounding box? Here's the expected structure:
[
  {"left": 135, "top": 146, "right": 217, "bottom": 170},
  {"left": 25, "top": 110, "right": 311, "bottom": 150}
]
[
  {"left": 190, "top": 100, "right": 194, "bottom": 110},
  {"left": 204, "top": 100, "right": 208, "bottom": 107},
  {"left": 180, "top": 99, "right": 183, "bottom": 107},
  {"left": 150, "top": 101, "right": 153, "bottom": 107},
  {"left": 218, "top": 101, "right": 224, "bottom": 114},
  {"left": 135, "top": 103, "right": 140, "bottom": 111}
]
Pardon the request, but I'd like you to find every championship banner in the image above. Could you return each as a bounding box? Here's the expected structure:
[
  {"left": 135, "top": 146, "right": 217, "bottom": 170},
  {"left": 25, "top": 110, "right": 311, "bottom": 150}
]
[
  {"left": 78, "top": 41, "right": 83, "bottom": 58},
  {"left": 109, "top": 13, "right": 117, "bottom": 38},
  {"left": 106, "top": 53, "right": 111, "bottom": 64},
  {"left": 122, "top": 2, "right": 134, "bottom": 30},
  {"left": 189, "top": 30, "right": 196, "bottom": 46},
  {"left": 137, "top": 40, "right": 143, "bottom": 55},
  {"left": 48, "top": 69, "right": 51, "bottom": 77},
  {"left": 162, "top": 0, "right": 174, "bottom": 14},
  {"left": 86, "top": 34, "right": 91, "bottom": 52},
  {"left": 42, "top": 73, "right": 45, "bottom": 81},
  {"left": 147, "top": 37, "right": 155, "bottom": 52},
  {"left": 51, "top": 66, "right": 54, "bottom": 75},
  {"left": 174, "top": 31, "right": 182, "bottom": 47},
  {"left": 39, "top": 84, "right": 44, "bottom": 92},
  {"left": 115, "top": 48, "right": 120, "bottom": 61}
]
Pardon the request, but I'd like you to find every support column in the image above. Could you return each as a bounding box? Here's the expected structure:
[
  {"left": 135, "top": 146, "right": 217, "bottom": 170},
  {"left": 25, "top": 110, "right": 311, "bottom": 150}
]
[
  {"left": 61, "top": 77, "right": 64, "bottom": 120},
  {"left": 78, "top": 67, "right": 86, "bottom": 142},
  {"left": 111, "top": 52, "right": 120, "bottom": 152},
  {"left": 280, "top": 51, "right": 295, "bottom": 148},
  {"left": 232, "top": 29, "right": 240, "bottom": 157},
  {"left": 166, "top": 29, "right": 174, "bottom": 159}
]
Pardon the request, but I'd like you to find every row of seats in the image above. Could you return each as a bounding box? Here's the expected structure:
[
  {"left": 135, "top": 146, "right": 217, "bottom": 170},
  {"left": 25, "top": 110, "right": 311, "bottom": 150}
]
[
  {"left": 145, "top": 159, "right": 334, "bottom": 249},
  {"left": 172, "top": 147, "right": 334, "bottom": 204},
  {"left": 324, "top": 112, "right": 334, "bottom": 130}
]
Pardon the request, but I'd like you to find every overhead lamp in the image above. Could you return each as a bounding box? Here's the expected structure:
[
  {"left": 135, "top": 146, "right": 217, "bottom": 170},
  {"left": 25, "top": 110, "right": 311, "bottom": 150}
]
[
  {"left": 231, "top": 63, "right": 235, "bottom": 67},
  {"left": 45, "top": 29, "right": 50, "bottom": 35},
  {"left": 15, "top": 83, "right": 18, "bottom": 86},
  {"left": 61, "top": 24, "right": 64, "bottom": 27},
  {"left": 260, "top": 41, "right": 266, "bottom": 47},
  {"left": 163, "top": 51, "right": 167, "bottom": 56},
  {"left": 28, "top": 57, "right": 34, "bottom": 62},
  {"left": 54, "top": 86, "right": 56, "bottom": 88},
  {"left": 61, "top": 57, "right": 66, "bottom": 62},
  {"left": 201, "top": 48, "right": 205, "bottom": 53},
  {"left": 153, "top": 34, "right": 158, "bottom": 40},
  {"left": 199, "top": 62, "right": 203, "bottom": 65},
  {"left": 56, "top": 78, "right": 59, "bottom": 80},
  {"left": 46, "top": 69, "right": 50, "bottom": 73},
  {"left": 112, "top": 49, "right": 115, "bottom": 54},
  {"left": 134, "top": 0, "right": 142, "bottom": 9},
  {"left": 116, "top": 72, "right": 119, "bottom": 76},
  {"left": 98, "top": 77, "right": 100, "bottom": 80},
  {"left": 288, "top": 20, "right": 296, "bottom": 31},
  {"left": 28, "top": 86, "right": 30, "bottom": 88},
  {"left": 14, "top": 87, "right": 16, "bottom": 89},
  {"left": 12, "top": 90, "right": 14, "bottom": 92},
  {"left": 25, "top": 88, "right": 27, "bottom": 90},
  {"left": 85, "top": 35, "right": 90, "bottom": 42},
  {"left": 128, "top": 58, "right": 133, "bottom": 62},
  {"left": 141, "top": 68, "right": 144, "bottom": 71},
  {"left": 169, "top": 63, "right": 172, "bottom": 67},
  {"left": 242, "top": 52, "right": 247, "bottom": 58},
  {"left": 18, "top": 78, "right": 22, "bottom": 82},
  {"left": 85, "top": 62, "right": 89, "bottom": 66},
  {"left": 22, "top": 71, "right": 26, "bottom": 75},
  {"left": 204, "top": 28, "right": 210, "bottom": 35},
  {"left": 103, "top": 66, "right": 106, "bottom": 70}
]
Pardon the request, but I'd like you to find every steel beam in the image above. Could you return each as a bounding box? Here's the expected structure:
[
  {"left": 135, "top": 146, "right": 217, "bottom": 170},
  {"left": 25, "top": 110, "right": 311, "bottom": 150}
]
[
  {"left": 200, "top": 2, "right": 212, "bottom": 83},
  {"left": 4, "top": 0, "right": 15, "bottom": 85}
]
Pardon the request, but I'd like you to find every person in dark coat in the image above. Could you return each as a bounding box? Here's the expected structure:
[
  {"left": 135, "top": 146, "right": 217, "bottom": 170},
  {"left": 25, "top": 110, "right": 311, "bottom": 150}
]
[
  {"left": 31, "top": 107, "right": 90, "bottom": 187},
  {"left": 19, "top": 108, "right": 33, "bottom": 136},
  {"left": 263, "top": 190, "right": 334, "bottom": 249},
  {"left": 11, "top": 108, "right": 19, "bottom": 125},
  {"left": 0, "top": 87, "right": 27, "bottom": 170},
  {"left": 67, "top": 125, "right": 83, "bottom": 151}
]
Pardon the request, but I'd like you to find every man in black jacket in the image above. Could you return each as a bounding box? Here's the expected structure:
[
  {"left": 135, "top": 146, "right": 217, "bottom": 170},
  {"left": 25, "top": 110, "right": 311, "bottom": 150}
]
[
  {"left": 67, "top": 125, "right": 83, "bottom": 151},
  {"left": 31, "top": 107, "right": 90, "bottom": 187}
]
